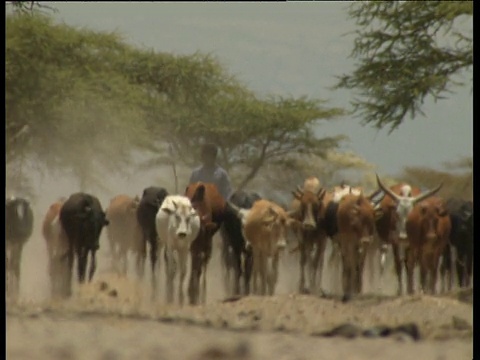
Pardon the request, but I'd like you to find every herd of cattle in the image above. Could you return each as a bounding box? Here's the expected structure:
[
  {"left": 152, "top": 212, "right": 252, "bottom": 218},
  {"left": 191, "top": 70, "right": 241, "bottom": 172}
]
[{"left": 5, "top": 175, "right": 473, "bottom": 306}]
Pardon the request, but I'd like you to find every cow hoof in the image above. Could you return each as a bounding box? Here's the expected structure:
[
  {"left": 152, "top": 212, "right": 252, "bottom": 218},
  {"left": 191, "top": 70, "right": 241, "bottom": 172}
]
[
  {"left": 99, "top": 281, "right": 109, "bottom": 292},
  {"left": 342, "top": 294, "right": 352, "bottom": 303},
  {"left": 300, "top": 288, "right": 310, "bottom": 295}
]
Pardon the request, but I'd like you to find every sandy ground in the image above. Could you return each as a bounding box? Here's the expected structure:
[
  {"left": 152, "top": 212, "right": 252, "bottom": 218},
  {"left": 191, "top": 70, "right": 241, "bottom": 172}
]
[{"left": 6, "top": 219, "right": 474, "bottom": 360}]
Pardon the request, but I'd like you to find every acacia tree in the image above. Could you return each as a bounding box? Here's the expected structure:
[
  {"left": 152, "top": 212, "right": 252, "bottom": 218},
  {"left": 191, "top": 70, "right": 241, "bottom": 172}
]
[
  {"left": 139, "top": 84, "right": 346, "bottom": 191},
  {"left": 335, "top": 1, "right": 473, "bottom": 133},
  {"left": 7, "top": 12, "right": 348, "bottom": 196},
  {"left": 397, "top": 156, "right": 472, "bottom": 200},
  {"left": 6, "top": 13, "right": 153, "bottom": 192}
]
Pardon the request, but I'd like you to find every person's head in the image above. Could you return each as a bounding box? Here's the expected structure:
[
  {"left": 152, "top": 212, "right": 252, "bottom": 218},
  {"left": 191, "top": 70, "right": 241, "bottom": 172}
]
[{"left": 200, "top": 143, "right": 218, "bottom": 166}]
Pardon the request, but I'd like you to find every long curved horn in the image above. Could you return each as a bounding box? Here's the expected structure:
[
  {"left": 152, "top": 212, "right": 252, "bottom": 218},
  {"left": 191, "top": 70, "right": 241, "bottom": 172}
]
[
  {"left": 366, "top": 188, "right": 382, "bottom": 201},
  {"left": 376, "top": 174, "right": 401, "bottom": 203},
  {"left": 413, "top": 183, "right": 443, "bottom": 205}
]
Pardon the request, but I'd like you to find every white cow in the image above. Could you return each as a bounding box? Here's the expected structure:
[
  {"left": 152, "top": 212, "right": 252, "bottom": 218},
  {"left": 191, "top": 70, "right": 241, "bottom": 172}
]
[{"left": 156, "top": 195, "right": 201, "bottom": 305}]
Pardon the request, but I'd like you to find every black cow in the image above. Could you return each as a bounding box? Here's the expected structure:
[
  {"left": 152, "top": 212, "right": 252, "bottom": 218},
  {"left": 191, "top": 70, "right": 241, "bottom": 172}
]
[
  {"left": 221, "top": 190, "right": 262, "bottom": 296},
  {"left": 440, "top": 198, "right": 473, "bottom": 290},
  {"left": 6, "top": 196, "right": 34, "bottom": 298},
  {"left": 136, "top": 186, "right": 168, "bottom": 297},
  {"left": 59, "top": 192, "right": 109, "bottom": 296}
]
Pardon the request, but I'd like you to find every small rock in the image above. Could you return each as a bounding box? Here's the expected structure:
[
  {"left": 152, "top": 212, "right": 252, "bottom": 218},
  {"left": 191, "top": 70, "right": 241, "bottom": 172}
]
[
  {"left": 321, "top": 323, "right": 363, "bottom": 338},
  {"left": 99, "top": 281, "right": 109, "bottom": 291},
  {"left": 362, "top": 325, "right": 391, "bottom": 338},
  {"left": 393, "top": 323, "right": 421, "bottom": 341},
  {"left": 108, "top": 289, "right": 118, "bottom": 298}
]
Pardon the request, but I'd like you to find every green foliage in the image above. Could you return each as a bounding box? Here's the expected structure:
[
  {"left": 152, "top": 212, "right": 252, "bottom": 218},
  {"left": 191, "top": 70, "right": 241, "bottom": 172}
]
[
  {"left": 396, "top": 156, "right": 472, "bottom": 200},
  {"left": 6, "top": 11, "right": 347, "bottom": 195},
  {"left": 335, "top": 1, "right": 473, "bottom": 133}
]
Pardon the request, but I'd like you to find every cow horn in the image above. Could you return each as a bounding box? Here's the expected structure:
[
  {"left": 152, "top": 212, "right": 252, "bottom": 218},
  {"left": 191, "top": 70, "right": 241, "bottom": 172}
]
[
  {"left": 227, "top": 201, "right": 242, "bottom": 216},
  {"left": 376, "top": 174, "right": 401, "bottom": 203},
  {"left": 287, "top": 208, "right": 299, "bottom": 217},
  {"left": 296, "top": 185, "right": 304, "bottom": 196},
  {"left": 413, "top": 183, "right": 443, "bottom": 205},
  {"left": 366, "top": 188, "right": 382, "bottom": 202},
  {"left": 317, "top": 188, "right": 326, "bottom": 200}
]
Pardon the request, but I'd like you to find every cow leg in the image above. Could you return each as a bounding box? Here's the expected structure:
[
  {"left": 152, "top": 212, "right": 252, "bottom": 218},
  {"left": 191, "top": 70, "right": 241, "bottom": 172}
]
[
  {"left": 221, "top": 242, "right": 232, "bottom": 296},
  {"left": 440, "top": 245, "right": 450, "bottom": 293},
  {"left": 356, "top": 244, "right": 368, "bottom": 295},
  {"left": 268, "top": 253, "right": 280, "bottom": 296},
  {"left": 136, "top": 234, "right": 147, "bottom": 280},
  {"left": 405, "top": 247, "right": 415, "bottom": 295},
  {"left": 429, "top": 253, "right": 440, "bottom": 295},
  {"left": 149, "top": 238, "right": 159, "bottom": 300},
  {"left": 165, "top": 247, "right": 175, "bottom": 304},
  {"left": 259, "top": 253, "right": 267, "bottom": 296},
  {"left": 178, "top": 249, "right": 188, "bottom": 306},
  {"left": 64, "top": 245, "right": 75, "bottom": 298},
  {"left": 233, "top": 247, "right": 243, "bottom": 296},
  {"left": 11, "top": 242, "right": 23, "bottom": 298},
  {"left": 392, "top": 244, "right": 404, "bottom": 296},
  {"left": 188, "top": 252, "right": 201, "bottom": 305},
  {"left": 88, "top": 250, "right": 97, "bottom": 282},
  {"left": 201, "top": 260, "right": 208, "bottom": 304},
  {"left": 299, "top": 244, "right": 307, "bottom": 293},
  {"left": 252, "top": 251, "right": 260, "bottom": 295},
  {"left": 77, "top": 246, "right": 88, "bottom": 284},
  {"left": 243, "top": 248, "right": 253, "bottom": 295}
]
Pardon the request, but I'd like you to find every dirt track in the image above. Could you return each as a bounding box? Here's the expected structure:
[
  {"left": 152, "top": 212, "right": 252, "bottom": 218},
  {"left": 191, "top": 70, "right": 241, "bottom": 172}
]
[{"left": 6, "top": 223, "right": 474, "bottom": 360}]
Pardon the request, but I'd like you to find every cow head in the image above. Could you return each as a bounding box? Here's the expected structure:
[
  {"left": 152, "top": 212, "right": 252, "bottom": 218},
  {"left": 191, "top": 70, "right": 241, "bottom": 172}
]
[
  {"left": 161, "top": 197, "right": 200, "bottom": 240},
  {"left": 291, "top": 186, "right": 326, "bottom": 231},
  {"left": 376, "top": 174, "right": 443, "bottom": 239},
  {"left": 263, "top": 206, "right": 300, "bottom": 249}
]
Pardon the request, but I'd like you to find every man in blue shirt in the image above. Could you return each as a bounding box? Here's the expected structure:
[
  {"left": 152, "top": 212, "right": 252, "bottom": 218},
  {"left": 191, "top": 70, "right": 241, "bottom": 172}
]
[{"left": 189, "top": 143, "right": 233, "bottom": 200}]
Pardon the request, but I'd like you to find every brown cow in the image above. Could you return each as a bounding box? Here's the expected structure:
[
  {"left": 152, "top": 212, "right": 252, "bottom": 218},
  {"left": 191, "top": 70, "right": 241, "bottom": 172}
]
[
  {"left": 324, "top": 184, "right": 383, "bottom": 294},
  {"left": 334, "top": 193, "right": 376, "bottom": 298},
  {"left": 290, "top": 178, "right": 328, "bottom": 295},
  {"left": 405, "top": 197, "right": 451, "bottom": 295},
  {"left": 375, "top": 175, "right": 442, "bottom": 295},
  {"left": 185, "top": 182, "right": 225, "bottom": 305},
  {"left": 42, "top": 198, "right": 69, "bottom": 298},
  {"left": 105, "top": 194, "right": 142, "bottom": 277},
  {"left": 230, "top": 199, "right": 301, "bottom": 296}
]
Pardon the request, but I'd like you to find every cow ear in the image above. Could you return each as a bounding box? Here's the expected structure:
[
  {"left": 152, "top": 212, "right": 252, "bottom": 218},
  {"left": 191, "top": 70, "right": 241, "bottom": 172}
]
[
  {"left": 292, "top": 191, "right": 302, "bottom": 200},
  {"left": 437, "top": 207, "right": 448, "bottom": 217},
  {"left": 192, "top": 185, "right": 206, "bottom": 203},
  {"left": 287, "top": 218, "right": 302, "bottom": 230},
  {"left": 205, "top": 222, "right": 218, "bottom": 234},
  {"left": 162, "top": 207, "right": 174, "bottom": 215}
]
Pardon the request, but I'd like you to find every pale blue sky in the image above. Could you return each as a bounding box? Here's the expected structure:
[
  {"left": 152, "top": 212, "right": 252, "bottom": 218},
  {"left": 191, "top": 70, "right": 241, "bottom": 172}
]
[{"left": 45, "top": 2, "right": 473, "bottom": 176}]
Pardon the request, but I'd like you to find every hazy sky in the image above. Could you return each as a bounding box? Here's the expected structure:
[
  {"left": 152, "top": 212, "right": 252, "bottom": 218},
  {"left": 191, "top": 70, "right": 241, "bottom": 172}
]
[{"left": 45, "top": 2, "right": 473, "bottom": 176}]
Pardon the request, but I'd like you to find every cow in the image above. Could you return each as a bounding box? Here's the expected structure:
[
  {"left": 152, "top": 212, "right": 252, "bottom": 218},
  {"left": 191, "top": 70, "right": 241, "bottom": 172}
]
[
  {"left": 105, "top": 194, "right": 142, "bottom": 277},
  {"left": 136, "top": 186, "right": 168, "bottom": 298},
  {"left": 220, "top": 190, "right": 262, "bottom": 297},
  {"left": 156, "top": 195, "right": 201, "bottom": 305},
  {"left": 334, "top": 193, "right": 377, "bottom": 299},
  {"left": 375, "top": 174, "right": 443, "bottom": 295},
  {"left": 185, "top": 182, "right": 226, "bottom": 305},
  {"left": 59, "top": 192, "right": 109, "bottom": 296},
  {"left": 324, "top": 184, "right": 383, "bottom": 294},
  {"left": 440, "top": 198, "right": 473, "bottom": 290},
  {"left": 42, "top": 198, "right": 70, "bottom": 298},
  {"left": 6, "top": 196, "right": 34, "bottom": 299},
  {"left": 229, "top": 199, "right": 301, "bottom": 296},
  {"left": 405, "top": 197, "right": 451, "bottom": 295},
  {"left": 290, "top": 178, "right": 328, "bottom": 295}
]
